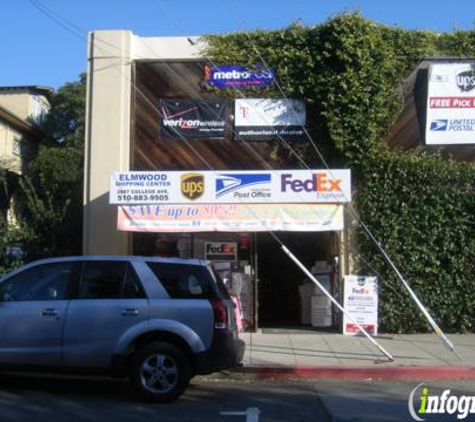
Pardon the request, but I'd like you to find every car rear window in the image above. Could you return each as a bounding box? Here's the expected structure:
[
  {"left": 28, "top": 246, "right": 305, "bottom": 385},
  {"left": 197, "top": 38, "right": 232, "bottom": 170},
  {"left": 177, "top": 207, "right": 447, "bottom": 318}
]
[{"left": 146, "top": 262, "right": 218, "bottom": 299}]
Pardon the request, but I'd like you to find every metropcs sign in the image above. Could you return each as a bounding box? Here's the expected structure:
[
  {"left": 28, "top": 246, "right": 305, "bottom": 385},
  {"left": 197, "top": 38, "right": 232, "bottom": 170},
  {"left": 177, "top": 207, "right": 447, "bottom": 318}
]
[{"left": 110, "top": 170, "right": 351, "bottom": 205}]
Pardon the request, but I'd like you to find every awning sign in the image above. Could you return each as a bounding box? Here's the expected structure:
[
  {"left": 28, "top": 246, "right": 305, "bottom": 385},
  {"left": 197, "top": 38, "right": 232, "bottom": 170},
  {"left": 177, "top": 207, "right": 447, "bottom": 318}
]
[
  {"left": 203, "top": 65, "right": 275, "bottom": 89},
  {"left": 343, "top": 276, "right": 378, "bottom": 336},
  {"left": 159, "top": 99, "right": 227, "bottom": 139},
  {"left": 110, "top": 170, "right": 351, "bottom": 205},
  {"left": 117, "top": 204, "right": 344, "bottom": 233},
  {"left": 234, "top": 99, "right": 306, "bottom": 141},
  {"left": 426, "top": 63, "right": 475, "bottom": 145}
]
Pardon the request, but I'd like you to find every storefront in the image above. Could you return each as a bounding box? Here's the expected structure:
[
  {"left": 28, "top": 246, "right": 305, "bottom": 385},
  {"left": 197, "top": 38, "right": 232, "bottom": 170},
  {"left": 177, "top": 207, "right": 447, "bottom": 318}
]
[
  {"left": 84, "top": 31, "right": 354, "bottom": 332},
  {"left": 110, "top": 168, "right": 350, "bottom": 332},
  {"left": 130, "top": 229, "right": 341, "bottom": 331}
]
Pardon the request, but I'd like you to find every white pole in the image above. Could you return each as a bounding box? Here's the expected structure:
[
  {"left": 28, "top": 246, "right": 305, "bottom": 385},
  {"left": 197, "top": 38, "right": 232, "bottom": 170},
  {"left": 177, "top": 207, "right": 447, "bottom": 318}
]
[{"left": 281, "top": 245, "right": 394, "bottom": 361}]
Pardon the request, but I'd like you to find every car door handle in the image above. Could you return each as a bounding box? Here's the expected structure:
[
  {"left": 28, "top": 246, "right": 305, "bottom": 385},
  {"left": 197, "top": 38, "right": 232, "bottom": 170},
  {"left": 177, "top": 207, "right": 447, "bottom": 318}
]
[
  {"left": 122, "top": 308, "right": 139, "bottom": 316},
  {"left": 42, "top": 308, "right": 59, "bottom": 317}
]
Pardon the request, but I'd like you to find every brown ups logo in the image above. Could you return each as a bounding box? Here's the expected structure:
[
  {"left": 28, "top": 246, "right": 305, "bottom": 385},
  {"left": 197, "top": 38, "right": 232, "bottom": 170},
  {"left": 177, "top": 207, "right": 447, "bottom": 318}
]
[{"left": 181, "top": 173, "right": 204, "bottom": 200}]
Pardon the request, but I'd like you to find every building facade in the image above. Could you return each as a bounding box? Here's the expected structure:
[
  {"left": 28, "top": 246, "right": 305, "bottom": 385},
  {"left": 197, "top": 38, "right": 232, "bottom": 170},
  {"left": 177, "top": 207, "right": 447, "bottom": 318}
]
[
  {"left": 0, "top": 86, "right": 53, "bottom": 221},
  {"left": 84, "top": 30, "right": 354, "bottom": 330}
]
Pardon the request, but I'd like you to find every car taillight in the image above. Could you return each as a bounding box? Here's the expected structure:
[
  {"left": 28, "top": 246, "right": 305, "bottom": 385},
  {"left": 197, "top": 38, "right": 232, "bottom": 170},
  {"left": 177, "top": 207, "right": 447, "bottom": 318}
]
[{"left": 211, "top": 299, "right": 228, "bottom": 329}]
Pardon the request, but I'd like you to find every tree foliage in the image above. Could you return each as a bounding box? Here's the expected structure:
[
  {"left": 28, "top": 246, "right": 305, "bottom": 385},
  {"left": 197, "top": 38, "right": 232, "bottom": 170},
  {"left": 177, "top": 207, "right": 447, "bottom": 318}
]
[{"left": 204, "top": 13, "right": 475, "bottom": 332}]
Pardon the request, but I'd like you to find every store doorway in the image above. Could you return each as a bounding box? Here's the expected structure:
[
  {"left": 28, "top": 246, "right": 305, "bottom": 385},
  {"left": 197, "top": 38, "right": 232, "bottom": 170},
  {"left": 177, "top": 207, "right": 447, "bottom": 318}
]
[{"left": 256, "top": 231, "right": 337, "bottom": 328}]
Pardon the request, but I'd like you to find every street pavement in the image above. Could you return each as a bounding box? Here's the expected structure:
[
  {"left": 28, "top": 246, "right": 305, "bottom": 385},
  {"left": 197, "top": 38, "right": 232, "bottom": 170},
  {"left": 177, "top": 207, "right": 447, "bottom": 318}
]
[
  {"left": 1, "top": 371, "right": 474, "bottom": 421},
  {"left": 312, "top": 379, "right": 475, "bottom": 422},
  {"left": 0, "top": 372, "right": 329, "bottom": 422}
]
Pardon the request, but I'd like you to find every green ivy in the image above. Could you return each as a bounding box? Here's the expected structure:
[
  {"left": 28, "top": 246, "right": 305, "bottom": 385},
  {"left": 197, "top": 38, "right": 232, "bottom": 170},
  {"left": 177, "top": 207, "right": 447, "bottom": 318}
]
[{"left": 204, "top": 13, "right": 475, "bottom": 332}]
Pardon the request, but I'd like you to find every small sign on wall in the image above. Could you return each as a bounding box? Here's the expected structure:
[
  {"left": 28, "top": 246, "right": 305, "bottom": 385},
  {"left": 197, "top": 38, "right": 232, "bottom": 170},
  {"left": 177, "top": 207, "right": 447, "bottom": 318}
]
[{"left": 205, "top": 242, "right": 238, "bottom": 261}]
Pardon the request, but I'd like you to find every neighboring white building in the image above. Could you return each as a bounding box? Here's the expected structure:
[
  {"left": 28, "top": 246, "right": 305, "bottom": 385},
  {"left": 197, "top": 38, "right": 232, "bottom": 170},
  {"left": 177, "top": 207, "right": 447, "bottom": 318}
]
[
  {"left": 84, "top": 31, "right": 199, "bottom": 255},
  {"left": 0, "top": 86, "right": 53, "bottom": 221}
]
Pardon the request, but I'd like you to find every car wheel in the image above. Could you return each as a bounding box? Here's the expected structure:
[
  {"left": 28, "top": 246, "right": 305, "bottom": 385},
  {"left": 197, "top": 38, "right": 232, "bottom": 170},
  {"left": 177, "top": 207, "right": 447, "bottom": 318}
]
[{"left": 130, "top": 341, "right": 191, "bottom": 403}]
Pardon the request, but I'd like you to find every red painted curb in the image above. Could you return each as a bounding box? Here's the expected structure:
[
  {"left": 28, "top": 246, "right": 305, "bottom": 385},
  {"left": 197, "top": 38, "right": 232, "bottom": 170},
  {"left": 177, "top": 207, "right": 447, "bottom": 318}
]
[{"left": 243, "top": 366, "right": 475, "bottom": 381}]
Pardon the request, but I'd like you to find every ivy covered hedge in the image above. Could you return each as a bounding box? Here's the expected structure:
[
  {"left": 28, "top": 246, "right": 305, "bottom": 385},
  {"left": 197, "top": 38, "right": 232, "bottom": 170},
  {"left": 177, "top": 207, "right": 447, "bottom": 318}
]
[{"left": 204, "top": 13, "right": 475, "bottom": 332}]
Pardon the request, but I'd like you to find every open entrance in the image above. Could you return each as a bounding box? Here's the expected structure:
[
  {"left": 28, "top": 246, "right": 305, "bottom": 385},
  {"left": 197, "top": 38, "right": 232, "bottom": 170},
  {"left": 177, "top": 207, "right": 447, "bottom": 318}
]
[
  {"left": 257, "top": 231, "right": 340, "bottom": 329},
  {"left": 132, "top": 229, "right": 342, "bottom": 332}
]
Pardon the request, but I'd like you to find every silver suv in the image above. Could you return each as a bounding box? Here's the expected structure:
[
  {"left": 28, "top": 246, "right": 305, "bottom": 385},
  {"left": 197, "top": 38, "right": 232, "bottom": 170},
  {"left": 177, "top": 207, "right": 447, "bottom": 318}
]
[{"left": 0, "top": 256, "right": 245, "bottom": 402}]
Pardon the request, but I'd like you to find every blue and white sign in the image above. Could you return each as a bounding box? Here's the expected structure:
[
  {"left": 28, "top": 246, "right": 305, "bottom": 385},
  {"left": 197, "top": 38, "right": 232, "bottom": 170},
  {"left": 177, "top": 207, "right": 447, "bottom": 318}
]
[
  {"left": 216, "top": 173, "right": 271, "bottom": 198},
  {"left": 204, "top": 65, "right": 274, "bottom": 89}
]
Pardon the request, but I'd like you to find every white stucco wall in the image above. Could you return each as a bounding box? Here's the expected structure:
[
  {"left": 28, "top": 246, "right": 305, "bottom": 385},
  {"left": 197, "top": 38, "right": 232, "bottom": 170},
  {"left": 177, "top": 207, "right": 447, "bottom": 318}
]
[{"left": 83, "top": 30, "right": 200, "bottom": 255}]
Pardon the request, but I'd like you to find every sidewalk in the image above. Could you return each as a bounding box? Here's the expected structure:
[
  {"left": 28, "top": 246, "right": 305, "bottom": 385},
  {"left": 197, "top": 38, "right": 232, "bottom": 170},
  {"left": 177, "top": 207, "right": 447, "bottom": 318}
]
[{"left": 236, "top": 331, "right": 475, "bottom": 380}]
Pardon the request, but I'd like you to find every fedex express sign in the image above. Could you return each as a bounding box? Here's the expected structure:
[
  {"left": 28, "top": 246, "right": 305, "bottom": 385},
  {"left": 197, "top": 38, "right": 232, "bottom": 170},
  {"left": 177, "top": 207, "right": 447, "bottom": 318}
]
[
  {"left": 278, "top": 170, "right": 351, "bottom": 203},
  {"left": 282, "top": 173, "right": 342, "bottom": 193}
]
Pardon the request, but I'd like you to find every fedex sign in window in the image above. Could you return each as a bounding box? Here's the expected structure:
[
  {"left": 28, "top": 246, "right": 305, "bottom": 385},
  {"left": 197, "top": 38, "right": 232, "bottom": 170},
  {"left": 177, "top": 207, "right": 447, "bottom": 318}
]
[{"left": 426, "top": 63, "right": 475, "bottom": 145}]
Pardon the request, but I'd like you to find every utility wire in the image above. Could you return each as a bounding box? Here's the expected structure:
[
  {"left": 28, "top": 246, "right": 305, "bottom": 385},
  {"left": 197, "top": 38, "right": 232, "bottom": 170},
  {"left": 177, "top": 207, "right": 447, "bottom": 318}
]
[
  {"left": 156, "top": 0, "right": 455, "bottom": 356},
  {"left": 29, "top": 0, "right": 396, "bottom": 360},
  {"left": 152, "top": 0, "right": 407, "bottom": 300},
  {"left": 223, "top": 0, "right": 458, "bottom": 357}
]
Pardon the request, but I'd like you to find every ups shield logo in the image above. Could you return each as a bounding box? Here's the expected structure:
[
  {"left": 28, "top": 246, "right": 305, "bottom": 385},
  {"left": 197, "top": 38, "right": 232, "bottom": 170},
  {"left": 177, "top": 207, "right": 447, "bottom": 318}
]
[{"left": 181, "top": 173, "right": 204, "bottom": 200}]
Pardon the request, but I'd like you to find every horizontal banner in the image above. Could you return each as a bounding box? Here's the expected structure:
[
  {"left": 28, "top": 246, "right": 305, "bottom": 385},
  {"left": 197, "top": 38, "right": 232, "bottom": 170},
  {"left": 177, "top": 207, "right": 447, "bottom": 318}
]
[
  {"left": 159, "top": 99, "right": 227, "bottom": 139},
  {"left": 235, "top": 99, "right": 306, "bottom": 141},
  {"left": 203, "top": 65, "right": 275, "bottom": 89},
  {"left": 110, "top": 170, "right": 351, "bottom": 205},
  {"left": 117, "top": 204, "right": 344, "bottom": 233}
]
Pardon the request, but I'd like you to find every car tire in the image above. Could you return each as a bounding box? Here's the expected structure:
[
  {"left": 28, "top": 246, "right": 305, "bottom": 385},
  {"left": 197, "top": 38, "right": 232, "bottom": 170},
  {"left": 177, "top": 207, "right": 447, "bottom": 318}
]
[{"left": 130, "top": 341, "right": 191, "bottom": 403}]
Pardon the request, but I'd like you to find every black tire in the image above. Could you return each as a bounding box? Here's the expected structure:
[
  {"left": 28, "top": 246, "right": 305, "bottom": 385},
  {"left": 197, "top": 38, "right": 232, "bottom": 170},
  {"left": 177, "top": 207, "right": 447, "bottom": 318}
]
[{"left": 130, "top": 341, "right": 191, "bottom": 403}]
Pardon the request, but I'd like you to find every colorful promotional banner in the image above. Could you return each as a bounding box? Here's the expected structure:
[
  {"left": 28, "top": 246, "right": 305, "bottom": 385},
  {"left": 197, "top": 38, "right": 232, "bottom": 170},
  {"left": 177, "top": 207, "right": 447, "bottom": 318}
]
[
  {"left": 117, "top": 204, "right": 344, "bottom": 233},
  {"left": 110, "top": 170, "right": 351, "bottom": 205},
  {"left": 203, "top": 65, "right": 275, "bottom": 89},
  {"left": 234, "top": 99, "right": 306, "bottom": 141},
  {"left": 426, "top": 63, "right": 475, "bottom": 145},
  {"left": 342, "top": 276, "right": 378, "bottom": 336},
  {"left": 159, "top": 99, "right": 227, "bottom": 139}
]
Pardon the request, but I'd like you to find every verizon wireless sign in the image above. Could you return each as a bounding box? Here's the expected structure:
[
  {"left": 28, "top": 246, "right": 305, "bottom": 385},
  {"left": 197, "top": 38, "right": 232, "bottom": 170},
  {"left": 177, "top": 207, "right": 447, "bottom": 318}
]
[
  {"left": 426, "top": 63, "right": 475, "bottom": 145},
  {"left": 235, "top": 99, "right": 306, "bottom": 141},
  {"left": 110, "top": 170, "right": 351, "bottom": 205},
  {"left": 159, "top": 99, "right": 227, "bottom": 139}
]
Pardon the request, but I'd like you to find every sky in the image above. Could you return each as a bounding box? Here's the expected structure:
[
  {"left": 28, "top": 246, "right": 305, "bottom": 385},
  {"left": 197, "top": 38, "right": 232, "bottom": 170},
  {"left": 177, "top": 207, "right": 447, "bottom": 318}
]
[{"left": 2, "top": 0, "right": 474, "bottom": 89}]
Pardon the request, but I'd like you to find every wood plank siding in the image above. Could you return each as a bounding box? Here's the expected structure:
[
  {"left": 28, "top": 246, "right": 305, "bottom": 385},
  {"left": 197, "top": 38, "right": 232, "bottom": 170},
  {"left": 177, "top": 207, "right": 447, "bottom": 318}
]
[{"left": 132, "top": 61, "right": 292, "bottom": 171}]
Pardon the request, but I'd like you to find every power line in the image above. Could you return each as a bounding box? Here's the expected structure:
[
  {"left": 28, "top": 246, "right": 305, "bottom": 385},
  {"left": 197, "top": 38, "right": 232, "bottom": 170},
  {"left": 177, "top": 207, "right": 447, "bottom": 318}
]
[{"left": 28, "top": 0, "right": 397, "bottom": 360}]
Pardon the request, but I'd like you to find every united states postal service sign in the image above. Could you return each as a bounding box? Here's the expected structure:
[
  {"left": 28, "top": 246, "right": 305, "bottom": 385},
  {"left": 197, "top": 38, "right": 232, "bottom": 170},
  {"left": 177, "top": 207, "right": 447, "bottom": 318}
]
[{"left": 426, "top": 63, "right": 475, "bottom": 145}]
